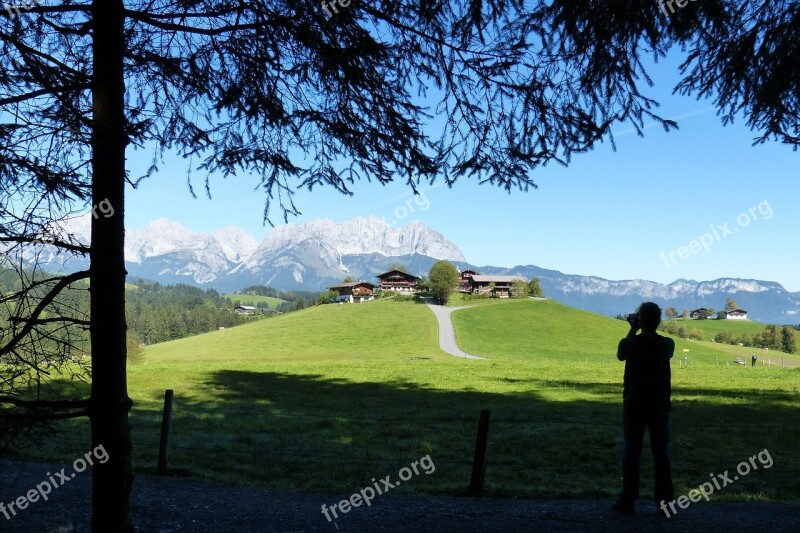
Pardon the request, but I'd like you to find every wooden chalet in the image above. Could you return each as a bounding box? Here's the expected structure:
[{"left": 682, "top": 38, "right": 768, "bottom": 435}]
[
  {"left": 724, "top": 308, "right": 748, "bottom": 320},
  {"left": 329, "top": 281, "right": 375, "bottom": 303},
  {"left": 375, "top": 270, "right": 420, "bottom": 292},
  {"left": 468, "top": 274, "right": 527, "bottom": 298},
  {"left": 459, "top": 269, "right": 479, "bottom": 292},
  {"left": 689, "top": 308, "right": 708, "bottom": 319}
]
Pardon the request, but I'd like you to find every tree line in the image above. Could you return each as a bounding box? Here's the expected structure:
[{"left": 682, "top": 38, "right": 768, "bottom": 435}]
[
  {"left": 614, "top": 309, "right": 797, "bottom": 353},
  {"left": 230, "top": 285, "right": 326, "bottom": 313},
  {"left": 1, "top": 273, "right": 327, "bottom": 362},
  {"left": 709, "top": 325, "right": 796, "bottom": 354},
  {"left": 125, "top": 281, "right": 247, "bottom": 348},
  {"left": 663, "top": 297, "right": 743, "bottom": 320}
]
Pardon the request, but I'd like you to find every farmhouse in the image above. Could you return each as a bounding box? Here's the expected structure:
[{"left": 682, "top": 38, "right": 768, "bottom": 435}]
[
  {"left": 468, "top": 274, "right": 527, "bottom": 298},
  {"left": 234, "top": 305, "right": 257, "bottom": 315},
  {"left": 459, "top": 269, "right": 479, "bottom": 292},
  {"left": 376, "top": 270, "right": 420, "bottom": 292},
  {"left": 689, "top": 308, "right": 708, "bottom": 319},
  {"left": 329, "top": 281, "right": 375, "bottom": 303},
  {"left": 724, "top": 308, "right": 748, "bottom": 320}
]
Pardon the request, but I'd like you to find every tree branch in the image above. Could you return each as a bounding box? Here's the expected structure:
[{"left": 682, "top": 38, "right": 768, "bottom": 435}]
[
  {"left": 0, "top": 270, "right": 90, "bottom": 358},
  {"left": 0, "top": 396, "right": 90, "bottom": 409},
  {"left": 8, "top": 316, "right": 91, "bottom": 327},
  {"left": 0, "top": 84, "right": 91, "bottom": 107},
  {"left": 125, "top": 10, "right": 259, "bottom": 36},
  {"left": 0, "top": 410, "right": 89, "bottom": 421},
  {"left": 0, "top": 236, "right": 90, "bottom": 254}
]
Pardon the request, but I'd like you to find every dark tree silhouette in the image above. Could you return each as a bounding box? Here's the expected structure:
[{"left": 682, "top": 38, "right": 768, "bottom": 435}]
[{"left": 1, "top": 0, "right": 798, "bottom": 530}]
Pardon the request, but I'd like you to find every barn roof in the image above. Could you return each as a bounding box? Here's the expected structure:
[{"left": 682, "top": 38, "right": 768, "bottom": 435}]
[
  {"left": 329, "top": 281, "right": 376, "bottom": 289},
  {"left": 375, "top": 269, "right": 420, "bottom": 280},
  {"left": 469, "top": 275, "right": 527, "bottom": 283}
]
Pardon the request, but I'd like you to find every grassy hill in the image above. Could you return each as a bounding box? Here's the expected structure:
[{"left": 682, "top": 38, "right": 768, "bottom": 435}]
[
  {"left": 453, "top": 299, "right": 648, "bottom": 362},
  {"left": 12, "top": 298, "right": 800, "bottom": 502},
  {"left": 224, "top": 293, "right": 286, "bottom": 308},
  {"left": 666, "top": 317, "right": 771, "bottom": 337},
  {"left": 452, "top": 300, "right": 798, "bottom": 364}
]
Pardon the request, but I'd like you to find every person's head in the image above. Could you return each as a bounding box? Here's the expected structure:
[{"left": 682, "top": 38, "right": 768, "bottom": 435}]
[{"left": 637, "top": 302, "right": 662, "bottom": 332}]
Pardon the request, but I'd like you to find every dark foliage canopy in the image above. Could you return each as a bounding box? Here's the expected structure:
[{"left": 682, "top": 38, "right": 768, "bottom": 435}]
[{"left": 1, "top": 0, "right": 796, "bottom": 231}]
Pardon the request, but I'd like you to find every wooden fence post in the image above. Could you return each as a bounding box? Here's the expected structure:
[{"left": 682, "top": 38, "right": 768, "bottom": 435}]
[
  {"left": 157, "top": 389, "right": 174, "bottom": 475},
  {"left": 469, "top": 409, "right": 491, "bottom": 496}
]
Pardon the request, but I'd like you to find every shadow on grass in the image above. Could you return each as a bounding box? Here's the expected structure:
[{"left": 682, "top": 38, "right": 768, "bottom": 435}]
[
  {"left": 117, "top": 369, "right": 800, "bottom": 501},
  {"left": 3, "top": 369, "right": 799, "bottom": 502}
]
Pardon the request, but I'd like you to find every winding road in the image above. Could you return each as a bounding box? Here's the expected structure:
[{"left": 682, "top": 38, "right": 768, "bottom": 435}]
[{"left": 425, "top": 303, "right": 485, "bottom": 360}]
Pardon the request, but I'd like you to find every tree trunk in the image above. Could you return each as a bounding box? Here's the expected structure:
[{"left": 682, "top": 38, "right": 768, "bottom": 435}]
[{"left": 90, "top": 0, "right": 133, "bottom": 531}]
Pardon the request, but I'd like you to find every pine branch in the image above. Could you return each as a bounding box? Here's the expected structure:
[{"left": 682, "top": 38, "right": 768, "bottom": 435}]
[{"left": 0, "top": 270, "right": 90, "bottom": 358}]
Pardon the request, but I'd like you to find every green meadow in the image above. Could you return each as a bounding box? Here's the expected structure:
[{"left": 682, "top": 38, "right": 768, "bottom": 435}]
[{"left": 11, "top": 299, "right": 800, "bottom": 502}]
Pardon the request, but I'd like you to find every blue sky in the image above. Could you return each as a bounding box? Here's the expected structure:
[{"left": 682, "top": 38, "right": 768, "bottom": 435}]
[{"left": 124, "top": 52, "right": 800, "bottom": 291}]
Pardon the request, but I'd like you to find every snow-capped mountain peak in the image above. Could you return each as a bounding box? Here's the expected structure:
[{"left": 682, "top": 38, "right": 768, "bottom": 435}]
[
  {"left": 114, "top": 216, "right": 465, "bottom": 286},
  {"left": 125, "top": 218, "right": 208, "bottom": 262},
  {"left": 211, "top": 226, "right": 259, "bottom": 262},
  {"left": 249, "top": 216, "right": 465, "bottom": 264}
]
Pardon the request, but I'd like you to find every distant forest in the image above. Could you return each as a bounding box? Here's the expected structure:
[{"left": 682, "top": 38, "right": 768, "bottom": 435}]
[
  {"left": 227, "top": 284, "right": 326, "bottom": 313},
  {"left": 1, "top": 270, "right": 327, "bottom": 355},
  {"left": 127, "top": 280, "right": 328, "bottom": 344}
]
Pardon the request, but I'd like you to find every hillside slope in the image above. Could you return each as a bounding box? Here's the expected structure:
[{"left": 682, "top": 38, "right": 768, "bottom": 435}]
[
  {"left": 451, "top": 299, "right": 750, "bottom": 363},
  {"left": 143, "top": 299, "right": 442, "bottom": 364}
]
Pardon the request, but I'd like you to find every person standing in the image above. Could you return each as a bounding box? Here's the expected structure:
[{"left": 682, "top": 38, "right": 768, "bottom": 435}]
[{"left": 613, "top": 302, "right": 674, "bottom": 515}]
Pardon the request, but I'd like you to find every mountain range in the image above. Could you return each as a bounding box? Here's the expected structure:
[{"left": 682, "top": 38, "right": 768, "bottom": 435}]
[{"left": 13, "top": 215, "right": 800, "bottom": 324}]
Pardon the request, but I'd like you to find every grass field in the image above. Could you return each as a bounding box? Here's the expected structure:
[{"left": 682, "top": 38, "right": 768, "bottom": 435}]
[
  {"left": 223, "top": 293, "right": 286, "bottom": 308},
  {"left": 7, "top": 298, "right": 800, "bottom": 503}
]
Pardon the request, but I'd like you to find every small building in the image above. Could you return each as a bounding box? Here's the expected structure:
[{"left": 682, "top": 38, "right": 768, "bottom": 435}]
[
  {"left": 724, "top": 308, "right": 748, "bottom": 320},
  {"left": 234, "top": 305, "right": 258, "bottom": 315},
  {"left": 689, "top": 308, "right": 708, "bottom": 319},
  {"left": 329, "top": 281, "right": 375, "bottom": 303},
  {"left": 468, "top": 274, "right": 527, "bottom": 298},
  {"left": 376, "top": 270, "right": 420, "bottom": 292},
  {"left": 459, "top": 269, "right": 480, "bottom": 292}
]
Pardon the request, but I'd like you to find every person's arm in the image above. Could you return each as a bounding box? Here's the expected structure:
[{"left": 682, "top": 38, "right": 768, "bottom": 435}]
[
  {"left": 617, "top": 338, "right": 628, "bottom": 361},
  {"left": 663, "top": 336, "right": 675, "bottom": 359},
  {"left": 617, "top": 318, "right": 639, "bottom": 360},
  {"left": 617, "top": 332, "right": 636, "bottom": 360}
]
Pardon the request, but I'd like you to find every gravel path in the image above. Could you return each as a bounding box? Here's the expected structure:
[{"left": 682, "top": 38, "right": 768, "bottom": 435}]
[
  {"left": 1, "top": 460, "right": 798, "bottom": 532},
  {"left": 425, "top": 303, "right": 485, "bottom": 360}
]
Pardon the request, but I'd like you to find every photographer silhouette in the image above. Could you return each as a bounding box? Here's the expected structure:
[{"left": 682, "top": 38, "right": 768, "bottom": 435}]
[{"left": 613, "top": 302, "right": 674, "bottom": 516}]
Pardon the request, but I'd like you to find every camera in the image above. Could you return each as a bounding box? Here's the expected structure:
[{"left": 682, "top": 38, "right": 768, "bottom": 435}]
[{"left": 626, "top": 313, "right": 639, "bottom": 325}]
